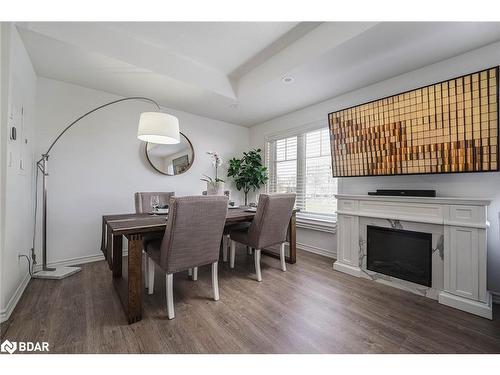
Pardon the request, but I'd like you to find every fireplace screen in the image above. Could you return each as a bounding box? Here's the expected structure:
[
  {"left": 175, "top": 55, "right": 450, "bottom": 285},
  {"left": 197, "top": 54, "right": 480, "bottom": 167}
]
[{"left": 367, "top": 225, "right": 432, "bottom": 287}]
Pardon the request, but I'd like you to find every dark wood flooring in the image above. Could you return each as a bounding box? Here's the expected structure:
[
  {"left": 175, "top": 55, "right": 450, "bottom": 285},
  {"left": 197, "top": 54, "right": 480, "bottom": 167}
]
[{"left": 2, "top": 247, "right": 500, "bottom": 353}]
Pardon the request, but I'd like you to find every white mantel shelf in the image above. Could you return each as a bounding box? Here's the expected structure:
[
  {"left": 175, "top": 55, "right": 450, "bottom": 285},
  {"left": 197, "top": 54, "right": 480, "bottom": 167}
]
[
  {"left": 334, "top": 194, "right": 492, "bottom": 319},
  {"left": 335, "top": 194, "right": 492, "bottom": 207}
]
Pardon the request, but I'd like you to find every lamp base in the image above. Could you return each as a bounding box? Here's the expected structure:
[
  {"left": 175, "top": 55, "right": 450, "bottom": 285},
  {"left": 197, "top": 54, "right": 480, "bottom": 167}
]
[{"left": 33, "top": 266, "right": 81, "bottom": 280}]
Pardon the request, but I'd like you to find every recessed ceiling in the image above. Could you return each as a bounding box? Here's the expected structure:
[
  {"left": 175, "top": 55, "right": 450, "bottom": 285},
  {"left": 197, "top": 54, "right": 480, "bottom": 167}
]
[
  {"left": 106, "top": 22, "right": 300, "bottom": 75},
  {"left": 17, "top": 22, "right": 500, "bottom": 127}
]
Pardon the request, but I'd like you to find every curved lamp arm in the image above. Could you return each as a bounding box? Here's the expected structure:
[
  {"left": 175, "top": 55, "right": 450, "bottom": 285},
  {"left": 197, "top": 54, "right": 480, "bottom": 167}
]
[
  {"left": 35, "top": 96, "right": 162, "bottom": 274},
  {"left": 41, "top": 96, "right": 161, "bottom": 158}
]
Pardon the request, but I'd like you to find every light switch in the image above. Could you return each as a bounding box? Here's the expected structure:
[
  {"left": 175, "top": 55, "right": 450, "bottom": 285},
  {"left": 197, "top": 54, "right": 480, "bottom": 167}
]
[{"left": 10, "top": 126, "right": 17, "bottom": 140}]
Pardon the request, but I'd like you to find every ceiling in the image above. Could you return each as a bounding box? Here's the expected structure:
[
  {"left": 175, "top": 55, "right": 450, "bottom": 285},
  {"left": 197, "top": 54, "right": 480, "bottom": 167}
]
[{"left": 17, "top": 22, "right": 500, "bottom": 127}]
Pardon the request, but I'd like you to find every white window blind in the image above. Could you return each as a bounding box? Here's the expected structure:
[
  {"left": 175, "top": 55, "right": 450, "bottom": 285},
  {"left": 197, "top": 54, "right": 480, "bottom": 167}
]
[{"left": 266, "top": 127, "right": 337, "bottom": 220}]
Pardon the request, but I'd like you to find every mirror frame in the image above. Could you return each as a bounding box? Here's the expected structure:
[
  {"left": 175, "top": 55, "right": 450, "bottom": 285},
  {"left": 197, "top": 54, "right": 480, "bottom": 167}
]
[{"left": 145, "top": 131, "right": 195, "bottom": 176}]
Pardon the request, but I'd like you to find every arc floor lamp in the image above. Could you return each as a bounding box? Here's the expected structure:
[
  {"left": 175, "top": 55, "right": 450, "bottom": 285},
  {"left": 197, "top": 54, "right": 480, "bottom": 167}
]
[{"left": 33, "top": 97, "right": 180, "bottom": 279}]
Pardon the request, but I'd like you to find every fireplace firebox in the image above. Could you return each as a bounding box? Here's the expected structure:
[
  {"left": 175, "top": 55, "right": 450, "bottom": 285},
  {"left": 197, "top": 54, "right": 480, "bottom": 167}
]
[{"left": 367, "top": 225, "right": 432, "bottom": 287}]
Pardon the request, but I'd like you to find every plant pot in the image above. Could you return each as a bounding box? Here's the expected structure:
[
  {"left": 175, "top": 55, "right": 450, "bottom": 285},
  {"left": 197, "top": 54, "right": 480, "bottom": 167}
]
[{"left": 206, "top": 181, "right": 225, "bottom": 196}]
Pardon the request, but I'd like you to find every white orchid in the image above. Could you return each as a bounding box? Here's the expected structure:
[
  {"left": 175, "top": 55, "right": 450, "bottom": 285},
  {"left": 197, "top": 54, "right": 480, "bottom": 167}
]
[
  {"left": 202, "top": 151, "right": 224, "bottom": 182},
  {"left": 207, "top": 151, "right": 223, "bottom": 167}
]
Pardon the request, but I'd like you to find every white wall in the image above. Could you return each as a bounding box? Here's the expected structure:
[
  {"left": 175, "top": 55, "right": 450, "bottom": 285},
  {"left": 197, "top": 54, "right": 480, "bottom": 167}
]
[
  {"left": 0, "top": 23, "right": 37, "bottom": 322},
  {"left": 0, "top": 22, "right": 6, "bottom": 325},
  {"left": 35, "top": 78, "right": 249, "bottom": 265},
  {"left": 250, "top": 40, "right": 500, "bottom": 293}
]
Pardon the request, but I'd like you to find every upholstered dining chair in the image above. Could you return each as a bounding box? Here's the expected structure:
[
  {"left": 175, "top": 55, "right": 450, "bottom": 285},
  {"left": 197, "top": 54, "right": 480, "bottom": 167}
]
[
  {"left": 143, "top": 195, "right": 229, "bottom": 319},
  {"left": 135, "top": 191, "right": 175, "bottom": 287},
  {"left": 134, "top": 191, "right": 175, "bottom": 213},
  {"left": 200, "top": 189, "right": 244, "bottom": 263},
  {"left": 229, "top": 193, "right": 296, "bottom": 281}
]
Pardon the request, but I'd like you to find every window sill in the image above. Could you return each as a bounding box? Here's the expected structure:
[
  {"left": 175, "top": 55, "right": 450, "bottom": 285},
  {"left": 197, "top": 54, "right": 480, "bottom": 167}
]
[{"left": 296, "top": 214, "right": 337, "bottom": 234}]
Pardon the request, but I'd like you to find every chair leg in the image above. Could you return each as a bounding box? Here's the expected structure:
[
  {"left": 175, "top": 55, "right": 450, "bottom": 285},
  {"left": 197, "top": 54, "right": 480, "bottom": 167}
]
[
  {"left": 230, "top": 240, "right": 236, "bottom": 269},
  {"left": 193, "top": 267, "right": 198, "bottom": 281},
  {"left": 222, "top": 235, "right": 229, "bottom": 262},
  {"left": 147, "top": 256, "right": 155, "bottom": 294},
  {"left": 143, "top": 251, "right": 148, "bottom": 289},
  {"left": 247, "top": 246, "right": 253, "bottom": 255},
  {"left": 280, "top": 243, "right": 287, "bottom": 272},
  {"left": 166, "top": 274, "right": 175, "bottom": 319},
  {"left": 254, "top": 249, "right": 262, "bottom": 282},
  {"left": 212, "top": 261, "right": 220, "bottom": 301}
]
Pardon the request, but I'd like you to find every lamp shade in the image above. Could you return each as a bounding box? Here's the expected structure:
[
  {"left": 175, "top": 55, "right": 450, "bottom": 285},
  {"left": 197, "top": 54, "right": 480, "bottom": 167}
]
[{"left": 137, "top": 112, "right": 180, "bottom": 144}]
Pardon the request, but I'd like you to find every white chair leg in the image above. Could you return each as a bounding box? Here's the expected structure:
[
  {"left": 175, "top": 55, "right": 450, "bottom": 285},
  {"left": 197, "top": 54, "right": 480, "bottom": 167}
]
[
  {"left": 247, "top": 246, "right": 253, "bottom": 255},
  {"left": 166, "top": 274, "right": 175, "bottom": 319},
  {"left": 188, "top": 268, "right": 193, "bottom": 278},
  {"left": 222, "top": 235, "right": 229, "bottom": 262},
  {"left": 254, "top": 249, "right": 262, "bottom": 282},
  {"left": 192, "top": 267, "right": 198, "bottom": 281},
  {"left": 212, "top": 261, "right": 220, "bottom": 301},
  {"left": 230, "top": 240, "right": 236, "bottom": 269},
  {"left": 280, "top": 243, "right": 287, "bottom": 272},
  {"left": 147, "top": 256, "right": 155, "bottom": 294}
]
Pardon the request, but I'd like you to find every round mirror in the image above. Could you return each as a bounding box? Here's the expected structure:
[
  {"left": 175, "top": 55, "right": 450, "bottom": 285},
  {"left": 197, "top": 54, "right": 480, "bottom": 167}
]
[{"left": 145, "top": 132, "right": 194, "bottom": 175}]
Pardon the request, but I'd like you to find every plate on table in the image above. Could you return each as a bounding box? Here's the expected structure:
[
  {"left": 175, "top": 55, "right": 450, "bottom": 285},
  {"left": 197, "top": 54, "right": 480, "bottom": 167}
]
[{"left": 150, "top": 208, "right": 168, "bottom": 215}]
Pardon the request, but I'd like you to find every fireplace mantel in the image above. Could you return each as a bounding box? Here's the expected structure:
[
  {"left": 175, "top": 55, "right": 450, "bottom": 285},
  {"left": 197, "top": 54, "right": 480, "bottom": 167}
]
[
  {"left": 336, "top": 194, "right": 491, "bottom": 207},
  {"left": 334, "top": 194, "right": 492, "bottom": 319}
]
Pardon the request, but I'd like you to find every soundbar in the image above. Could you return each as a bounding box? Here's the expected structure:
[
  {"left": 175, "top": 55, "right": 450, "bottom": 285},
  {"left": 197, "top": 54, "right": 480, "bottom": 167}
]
[{"left": 367, "top": 189, "right": 436, "bottom": 197}]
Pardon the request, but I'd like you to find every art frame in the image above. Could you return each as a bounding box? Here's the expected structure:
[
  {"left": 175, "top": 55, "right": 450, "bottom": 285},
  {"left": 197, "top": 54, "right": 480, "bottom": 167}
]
[
  {"left": 172, "top": 154, "right": 190, "bottom": 175},
  {"left": 328, "top": 67, "right": 499, "bottom": 178}
]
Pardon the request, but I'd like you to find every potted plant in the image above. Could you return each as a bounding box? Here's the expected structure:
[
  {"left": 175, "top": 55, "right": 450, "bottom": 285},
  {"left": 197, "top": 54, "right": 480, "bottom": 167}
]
[
  {"left": 201, "top": 151, "right": 225, "bottom": 195},
  {"left": 227, "top": 149, "right": 269, "bottom": 206}
]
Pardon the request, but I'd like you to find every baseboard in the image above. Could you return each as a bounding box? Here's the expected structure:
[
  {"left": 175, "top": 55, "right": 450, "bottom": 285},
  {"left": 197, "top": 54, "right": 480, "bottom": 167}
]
[
  {"left": 438, "top": 291, "right": 493, "bottom": 320},
  {"left": 33, "top": 252, "right": 105, "bottom": 271},
  {"left": 492, "top": 292, "right": 500, "bottom": 305},
  {"left": 0, "top": 272, "right": 31, "bottom": 323},
  {"left": 33, "top": 250, "right": 126, "bottom": 271},
  {"left": 297, "top": 242, "right": 336, "bottom": 259},
  {"left": 333, "top": 261, "right": 362, "bottom": 277},
  {"left": 1, "top": 252, "right": 113, "bottom": 324}
]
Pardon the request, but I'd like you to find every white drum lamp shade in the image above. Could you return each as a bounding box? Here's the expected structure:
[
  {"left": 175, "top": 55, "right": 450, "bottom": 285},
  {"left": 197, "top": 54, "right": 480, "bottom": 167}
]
[{"left": 137, "top": 112, "right": 180, "bottom": 144}]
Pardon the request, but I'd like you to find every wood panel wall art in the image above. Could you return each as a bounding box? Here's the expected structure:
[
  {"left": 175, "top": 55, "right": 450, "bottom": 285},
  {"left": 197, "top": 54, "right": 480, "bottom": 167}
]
[{"left": 328, "top": 67, "right": 499, "bottom": 177}]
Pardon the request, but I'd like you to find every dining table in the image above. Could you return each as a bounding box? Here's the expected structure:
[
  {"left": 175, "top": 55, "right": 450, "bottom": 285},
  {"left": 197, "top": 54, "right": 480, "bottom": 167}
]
[{"left": 100, "top": 207, "right": 297, "bottom": 324}]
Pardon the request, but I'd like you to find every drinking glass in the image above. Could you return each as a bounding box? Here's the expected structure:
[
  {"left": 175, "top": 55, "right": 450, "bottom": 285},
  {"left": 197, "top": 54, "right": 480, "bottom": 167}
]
[{"left": 150, "top": 195, "right": 160, "bottom": 215}]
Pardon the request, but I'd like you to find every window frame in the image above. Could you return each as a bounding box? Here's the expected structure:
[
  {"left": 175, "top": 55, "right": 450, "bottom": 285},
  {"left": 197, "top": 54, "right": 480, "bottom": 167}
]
[{"left": 264, "top": 120, "right": 339, "bottom": 226}]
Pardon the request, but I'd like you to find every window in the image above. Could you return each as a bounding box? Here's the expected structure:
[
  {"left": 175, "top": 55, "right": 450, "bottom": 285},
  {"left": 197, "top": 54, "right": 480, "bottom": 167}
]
[{"left": 266, "top": 127, "right": 337, "bottom": 221}]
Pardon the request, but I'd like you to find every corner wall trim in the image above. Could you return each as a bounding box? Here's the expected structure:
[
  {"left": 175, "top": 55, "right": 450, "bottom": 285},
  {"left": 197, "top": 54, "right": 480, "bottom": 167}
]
[{"left": 0, "top": 272, "right": 31, "bottom": 323}]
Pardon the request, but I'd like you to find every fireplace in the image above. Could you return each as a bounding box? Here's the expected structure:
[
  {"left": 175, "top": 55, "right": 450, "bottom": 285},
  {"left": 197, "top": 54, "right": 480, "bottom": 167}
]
[{"left": 367, "top": 225, "right": 432, "bottom": 287}]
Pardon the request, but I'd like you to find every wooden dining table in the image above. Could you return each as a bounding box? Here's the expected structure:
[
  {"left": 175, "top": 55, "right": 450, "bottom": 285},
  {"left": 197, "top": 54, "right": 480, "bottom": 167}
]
[{"left": 100, "top": 207, "right": 297, "bottom": 324}]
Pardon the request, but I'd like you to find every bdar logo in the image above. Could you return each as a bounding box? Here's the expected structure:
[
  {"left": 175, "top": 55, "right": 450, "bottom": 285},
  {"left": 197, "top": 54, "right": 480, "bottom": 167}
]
[
  {"left": 1, "top": 339, "right": 17, "bottom": 354},
  {"left": 0, "top": 340, "right": 49, "bottom": 354}
]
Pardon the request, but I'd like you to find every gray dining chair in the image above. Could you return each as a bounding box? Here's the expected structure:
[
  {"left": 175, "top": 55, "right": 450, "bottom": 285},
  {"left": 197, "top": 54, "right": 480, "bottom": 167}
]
[
  {"left": 200, "top": 189, "right": 243, "bottom": 263},
  {"left": 135, "top": 191, "right": 175, "bottom": 213},
  {"left": 229, "top": 193, "right": 296, "bottom": 281},
  {"left": 143, "top": 195, "right": 229, "bottom": 319},
  {"left": 135, "top": 191, "right": 175, "bottom": 287}
]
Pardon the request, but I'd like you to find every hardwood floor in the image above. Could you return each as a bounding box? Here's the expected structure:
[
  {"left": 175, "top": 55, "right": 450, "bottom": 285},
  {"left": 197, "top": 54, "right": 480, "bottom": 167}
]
[{"left": 2, "top": 248, "right": 500, "bottom": 353}]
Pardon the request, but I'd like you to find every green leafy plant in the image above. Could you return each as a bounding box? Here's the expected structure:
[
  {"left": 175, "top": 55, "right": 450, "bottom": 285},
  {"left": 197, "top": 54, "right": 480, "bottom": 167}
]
[{"left": 227, "top": 149, "right": 268, "bottom": 206}]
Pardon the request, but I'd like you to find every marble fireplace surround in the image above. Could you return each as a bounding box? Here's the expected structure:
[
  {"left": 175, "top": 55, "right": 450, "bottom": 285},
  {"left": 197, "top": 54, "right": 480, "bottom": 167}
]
[{"left": 334, "top": 194, "right": 492, "bottom": 319}]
